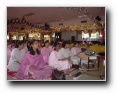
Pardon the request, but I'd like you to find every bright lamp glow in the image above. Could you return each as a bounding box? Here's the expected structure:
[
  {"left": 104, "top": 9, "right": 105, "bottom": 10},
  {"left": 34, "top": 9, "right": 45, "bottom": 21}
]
[
  {"left": 7, "top": 36, "right": 9, "bottom": 40},
  {"left": 100, "top": 34, "right": 102, "bottom": 37}
]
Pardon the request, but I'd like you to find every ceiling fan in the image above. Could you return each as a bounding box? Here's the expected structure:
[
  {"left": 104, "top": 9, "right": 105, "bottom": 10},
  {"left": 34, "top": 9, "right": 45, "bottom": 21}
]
[{"left": 22, "top": 13, "right": 35, "bottom": 19}]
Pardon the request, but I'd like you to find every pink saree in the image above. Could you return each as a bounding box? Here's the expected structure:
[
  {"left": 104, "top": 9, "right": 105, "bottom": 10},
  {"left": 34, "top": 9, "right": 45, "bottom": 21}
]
[
  {"left": 16, "top": 52, "right": 52, "bottom": 80},
  {"left": 41, "top": 47, "right": 50, "bottom": 64}
]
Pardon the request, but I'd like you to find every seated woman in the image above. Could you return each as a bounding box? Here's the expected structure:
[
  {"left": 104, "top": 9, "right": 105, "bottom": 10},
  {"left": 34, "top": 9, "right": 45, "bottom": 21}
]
[
  {"left": 7, "top": 41, "right": 15, "bottom": 63},
  {"left": 48, "top": 42, "right": 72, "bottom": 71},
  {"left": 38, "top": 40, "right": 42, "bottom": 52},
  {"left": 7, "top": 41, "right": 25, "bottom": 72},
  {"left": 16, "top": 39, "right": 52, "bottom": 80},
  {"left": 7, "top": 41, "right": 15, "bottom": 51},
  {"left": 59, "top": 41, "right": 72, "bottom": 64},
  {"left": 71, "top": 42, "right": 82, "bottom": 65},
  {"left": 41, "top": 40, "right": 50, "bottom": 64},
  {"left": 24, "top": 41, "right": 31, "bottom": 52},
  {"left": 49, "top": 41, "right": 54, "bottom": 54}
]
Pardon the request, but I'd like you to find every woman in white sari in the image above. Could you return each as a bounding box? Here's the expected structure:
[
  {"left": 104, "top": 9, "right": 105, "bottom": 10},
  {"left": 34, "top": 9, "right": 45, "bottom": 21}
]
[
  {"left": 7, "top": 41, "right": 15, "bottom": 63},
  {"left": 48, "top": 42, "right": 72, "bottom": 70},
  {"left": 71, "top": 42, "right": 82, "bottom": 65},
  {"left": 7, "top": 41, "right": 25, "bottom": 72},
  {"left": 59, "top": 41, "right": 72, "bottom": 64}
]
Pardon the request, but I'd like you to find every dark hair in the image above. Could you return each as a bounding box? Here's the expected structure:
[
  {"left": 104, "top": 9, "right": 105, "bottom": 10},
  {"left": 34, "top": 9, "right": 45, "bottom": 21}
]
[
  {"left": 45, "top": 40, "right": 49, "bottom": 44},
  {"left": 44, "top": 40, "right": 49, "bottom": 46},
  {"left": 29, "top": 39, "right": 40, "bottom": 55},
  {"left": 62, "top": 41, "right": 69, "bottom": 48},
  {"left": 27, "top": 41, "right": 31, "bottom": 51},
  {"left": 11, "top": 40, "right": 15, "bottom": 44},
  {"left": 50, "top": 41, "right": 54, "bottom": 46},
  {"left": 55, "top": 39, "right": 59, "bottom": 43},
  {"left": 54, "top": 42, "right": 60, "bottom": 47},
  {"left": 15, "top": 40, "right": 24, "bottom": 48},
  {"left": 73, "top": 42, "right": 78, "bottom": 45},
  {"left": 54, "top": 42, "right": 60, "bottom": 50}
]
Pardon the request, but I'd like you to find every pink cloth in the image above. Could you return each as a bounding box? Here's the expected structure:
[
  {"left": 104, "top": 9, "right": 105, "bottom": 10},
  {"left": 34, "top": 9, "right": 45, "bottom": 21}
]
[
  {"left": 48, "top": 50, "right": 71, "bottom": 70},
  {"left": 41, "top": 47, "right": 50, "bottom": 64},
  {"left": 49, "top": 45, "right": 54, "bottom": 54},
  {"left": 38, "top": 47, "right": 42, "bottom": 52},
  {"left": 77, "top": 48, "right": 82, "bottom": 54},
  {"left": 43, "top": 55, "right": 48, "bottom": 64},
  {"left": 16, "top": 52, "right": 52, "bottom": 80}
]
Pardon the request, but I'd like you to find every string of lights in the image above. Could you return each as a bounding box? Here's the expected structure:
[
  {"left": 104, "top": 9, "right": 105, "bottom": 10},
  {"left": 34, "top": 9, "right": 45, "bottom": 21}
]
[
  {"left": 7, "top": 24, "right": 102, "bottom": 36},
  {"left": 66, "top": 7, "right": 101, "bottom": 24}
]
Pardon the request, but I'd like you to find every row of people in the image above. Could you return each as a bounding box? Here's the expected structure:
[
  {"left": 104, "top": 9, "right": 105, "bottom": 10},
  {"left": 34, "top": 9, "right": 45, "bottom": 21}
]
[{"left": 7, "top": 39, "right": 84, "bottom": 80}]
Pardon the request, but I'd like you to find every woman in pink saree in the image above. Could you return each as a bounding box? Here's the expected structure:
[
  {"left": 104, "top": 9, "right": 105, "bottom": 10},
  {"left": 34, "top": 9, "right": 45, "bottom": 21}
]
[
  {"left": 41, "top": 40, "right": 50, "bottom": 64},
  {"left": 48, "top": 42, "right": 72, "bottom": 71},
  {"left": 16, "top": 40, "right": 52, "bottom": 80}
]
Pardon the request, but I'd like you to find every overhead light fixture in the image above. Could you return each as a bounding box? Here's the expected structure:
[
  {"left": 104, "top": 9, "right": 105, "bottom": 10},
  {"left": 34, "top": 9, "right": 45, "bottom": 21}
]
[
  {"left": 24, "top": 13, "right": 35, "bottom": 17},
  {"left": 78, "top": 15, "right": 87, "bottom": 18}
]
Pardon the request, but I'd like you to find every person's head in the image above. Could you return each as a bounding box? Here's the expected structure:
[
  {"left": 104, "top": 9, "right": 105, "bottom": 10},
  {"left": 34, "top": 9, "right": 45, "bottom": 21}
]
[
  {"left": 41, "top": 42, "right": 45, "bottom": 47},
  {"left": 38, "top": 40, "right": 41, "bottom": 47},
  {"left": 15, "top": 40, "right": 25, "bottom": 50},
  {"left": 60, "top": 39, "right": 64, "bottom": 43},
  {"left": 11, "top": 41, "right": 15, "bottom": 47},
  {"left": 50, "top": 41, "right": 54, "bottom": 46},
  {"left": 74, "top": 42, "right": 80, "bottom": 48},
  {"left": 58, "top": 43, "right": 61, "bottom": 49},
  {"left": 44, "top": 40, "right": 49, "bottom": 47},
  {"left": 7, "top": 41, "right": 11, "bottom": 45},
  {"left": 30, "top": 39, "right": 39, "bottom": 50},
  {"left": 27, "top": 41, "right": 30, "bottom": 46},
  {"left": 30, "top": 39, "right": 40, "bottom": 55},
  {"left": 62, "top": 41, "right": 69, "bottom": 48},
  {"left": 54, "top": 42, "right": 60, "bottom": 51}
]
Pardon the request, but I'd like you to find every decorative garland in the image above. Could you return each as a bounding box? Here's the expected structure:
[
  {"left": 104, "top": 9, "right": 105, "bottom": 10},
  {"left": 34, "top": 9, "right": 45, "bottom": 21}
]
[
  {"left": 8, "top": 24, "right": 102, "bottom": 37},
  {"left": 7, "top": 18, "right": 41, "bottom": 29}
]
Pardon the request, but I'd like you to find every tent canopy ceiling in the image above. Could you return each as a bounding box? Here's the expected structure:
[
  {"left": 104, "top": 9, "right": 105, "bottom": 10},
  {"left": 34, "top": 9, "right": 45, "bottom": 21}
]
[{"left": 7, "top": 7, "right": 105, "bottom": 24}]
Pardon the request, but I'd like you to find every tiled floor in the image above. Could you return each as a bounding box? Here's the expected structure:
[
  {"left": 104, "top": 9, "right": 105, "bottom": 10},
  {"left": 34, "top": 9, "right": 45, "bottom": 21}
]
[{"left": 66, "top": 60, "right": 105, "bottom": 80}]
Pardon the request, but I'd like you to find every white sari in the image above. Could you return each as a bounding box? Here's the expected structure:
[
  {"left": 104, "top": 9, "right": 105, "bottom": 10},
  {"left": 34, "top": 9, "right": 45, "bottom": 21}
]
[
  {"left": 59, "top": 48, "right": 71, "bottom": 59},
  {"left": 71, "top": 47, "right": 81, "bottom": 65},
  {"left": 7, "top": 48, "right": 25, "bottom": 72}
]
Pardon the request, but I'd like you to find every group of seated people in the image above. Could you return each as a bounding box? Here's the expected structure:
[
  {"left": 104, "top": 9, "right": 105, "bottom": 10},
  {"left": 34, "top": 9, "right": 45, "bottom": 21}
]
[{"left": 7, "top": 39, "right": 88, "bottom": 80}]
